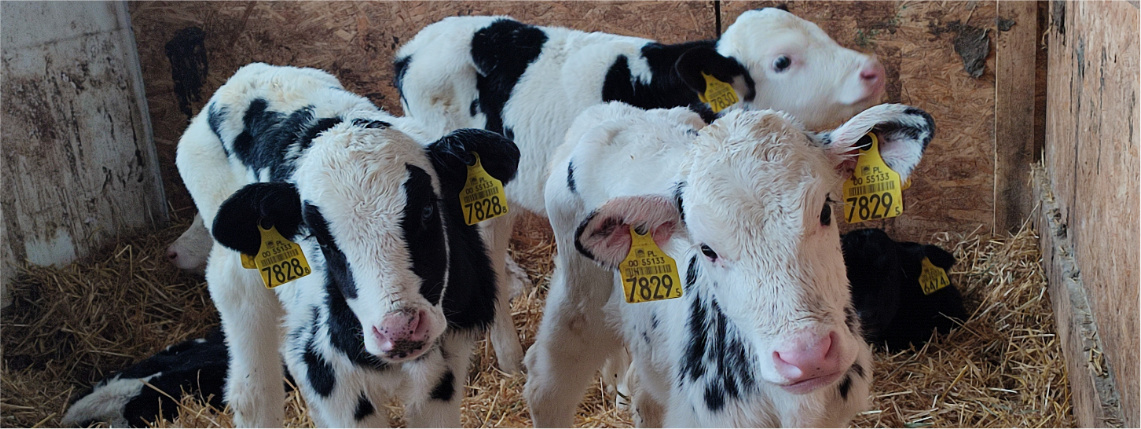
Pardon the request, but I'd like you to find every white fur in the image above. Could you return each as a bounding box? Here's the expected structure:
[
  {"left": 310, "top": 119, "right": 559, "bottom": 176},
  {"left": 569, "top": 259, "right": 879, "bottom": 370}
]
[
  {"left": 60, "top": 374, "right": 158, "bottom": 427},
  {"left": 166, "top": 213, "right": 211, "bottom": 274},
  {"left": 176, "top": 63, "right": 480, "bottom": 427},
  {"left": 525, "top": 102, "right": 932, "bottom": 427}
]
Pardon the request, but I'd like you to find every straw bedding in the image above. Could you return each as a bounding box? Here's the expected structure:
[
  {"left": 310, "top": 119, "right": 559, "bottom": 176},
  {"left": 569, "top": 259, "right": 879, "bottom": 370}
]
[{"left": 1, "top": 212, "right": 1072, "bottom": 427}]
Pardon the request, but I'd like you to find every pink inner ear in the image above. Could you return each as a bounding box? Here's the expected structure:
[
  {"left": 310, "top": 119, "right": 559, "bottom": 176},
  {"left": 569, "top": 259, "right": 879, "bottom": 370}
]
[
  {"left": 652, "top": 221, "right": 676, "bottom": 248},
  {"left": 576, "top": 195, "right": 681, "bottom": 267}
]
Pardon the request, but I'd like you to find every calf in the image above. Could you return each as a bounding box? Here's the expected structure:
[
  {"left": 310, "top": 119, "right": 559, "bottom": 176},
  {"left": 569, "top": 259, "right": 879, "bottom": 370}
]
[
  {"left": 166, "top": 213, "right": 211, "bottom": 275},
  {"left": 61, "top": 329, "right": 228, "bottom": 427},
  {"left": 526, "top": 102, "right": 934, "bottom": 427},
  {"left": 842, "top": 228, "right": 968, "bottom": 350},
  {"left": 176, "top": 63, "right": 519, "bottom": 427},
  {"left": 395, "top": 8, "right": 887, "bottom": 371}
]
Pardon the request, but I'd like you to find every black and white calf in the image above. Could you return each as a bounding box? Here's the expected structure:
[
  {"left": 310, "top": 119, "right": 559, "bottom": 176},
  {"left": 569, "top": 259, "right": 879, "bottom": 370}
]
[
  {"left": 526, "top": 102, "right": 934, "bottom": 426},
  {"left": 61, "top": 329, "right": 228, "bottom": 427},
  {"left": 176, "top": 63, "right": 519, "bottom": 427},
  {"left": 395, "top": 8, "right": 887, "bottom": 372},
  {"left": 842, "top": 228, "right": 968, "bottom": 350}
]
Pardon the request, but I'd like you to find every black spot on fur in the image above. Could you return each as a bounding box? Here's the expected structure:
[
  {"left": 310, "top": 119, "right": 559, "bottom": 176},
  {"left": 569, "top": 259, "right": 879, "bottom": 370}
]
[
  {"left": 226, "top": 99, "right": 344, "bottom": 181},
  {"left": 852, "top": 362, "right": 866, "bottom": 379},
  {"left": 470, "top": 99, "right": 480, "bottom": 116},
  {"left": 429, "top": 370, "right": 456, "bottom": 402},
  {"left": 303, "top": 329, "right": 337, "bottom": 397},
  {"left": 704, "top": 384, "right": 725, "bottom": 411},
  {"left": 353, "top": 392, "right": 375, "bottom": 421},
  {"left": 684, "top": 255, "right": 698, "bottom": 292},
  {"left": 393, "top": 55, "right": 411, "bottom": 105},
  {"left": 305, "top": 204, "right": 359, "bottom": 300},
  {"left": 471, "top": 19, "right": 548, "bottom": 136},
  {"left": 682, "top": 295, "right": 708, "bottom": 382},
  {"left": 673, "top": 182, "right": 686, "bottom": 223},
  {"left": 401, "top": 165, "right": 448, "bottom": 306},
  {"left": 351, "top": 118, "right": 391, "bottom": 129},
  {"left": 566, "top": 161, "right": 577, "bottom": 193},
  {"left": 838, "top": 374, "right": 853, "bottom": 400}
]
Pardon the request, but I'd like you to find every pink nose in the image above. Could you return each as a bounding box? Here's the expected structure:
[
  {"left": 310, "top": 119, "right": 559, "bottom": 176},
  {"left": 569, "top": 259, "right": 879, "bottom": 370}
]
[
  {"left": 772, "top": 331, "right": 844, "bottom": 384},
  {"left": 372, "top": 309, "right": 432, "bottom": 358},
  {"left": 860, "top": 60, "right": 886, "bottom": 94}
]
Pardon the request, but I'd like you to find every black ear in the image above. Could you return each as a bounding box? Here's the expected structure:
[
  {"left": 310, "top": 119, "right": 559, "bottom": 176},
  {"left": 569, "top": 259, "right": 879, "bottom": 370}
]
[
  {"left": 923, "top": 244, "right": 957, "bottom": 270},
  {"left": 674, "top": 47, "right": 755, "bottom": 100},
  {"left": 211, "top": 182, "right": 304, "bottom": 256},
  {"left": 427, "top": 128, "right": 521, "bottom": 187}
]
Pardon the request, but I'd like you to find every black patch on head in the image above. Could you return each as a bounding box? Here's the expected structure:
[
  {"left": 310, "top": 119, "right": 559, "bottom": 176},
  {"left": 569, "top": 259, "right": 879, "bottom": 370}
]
[
  {"left": 303, "top": 328, "right": 336, "bottom": 397},
  {"left": 503, "top": 127, "right": 515, "bottom": 140},
  {"left": 305, "top": 204, "right": 358, "bottom": 300},
  {"left": 207, "top": 103, "right": 231, "bottom": 157},
  {"left": 226, "top": 99, "right": 344, "bottom": 181},
  {"left": 838, "top": 374, "right": 853, "bottom": 400},
  {"left": 401, "top": 165, "right": 449, "bottom": 306},
  {"left": 684, "top": 255, "right": 698, "bottom": 292},
  {"left": 393, "top": 55, "right": 411, "bottom": 105},
  {"left": 566, "top": 161, "right": 577, "bottom": 193},
  {"left": 353, "top": 392, "right": 375, "bottom": 421},
  {"left": 429, "top": 370, "right": 456, "bottom": 402},
  {"left": 673, "top": 182, "right": 686, "bottom": 223},
  {"left": 324, "top": 279, "right": 392, "bottom": 371},
  {"left": 852, "top": 362, "right": 866, "bottom": 379},
  {"left": 471, "top": 19, "right": 548, "bottom": 136}
]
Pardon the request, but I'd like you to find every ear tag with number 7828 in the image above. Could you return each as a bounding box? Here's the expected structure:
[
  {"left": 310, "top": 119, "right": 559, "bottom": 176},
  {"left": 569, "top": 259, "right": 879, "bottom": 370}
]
[
  {"left": 620, "top": 226, "right": 682, "bottom": 304},
  {"left": 242, "top": 224, "right": 312, "bottom": 289},
  {"left": 697, "top": 72, "right": 739, "bottom": 114},
  {"left": 842, "top": 132, "right": 905, "bottom": 223},
  {"left": 460, "top": 152, "right": 509, "bottom": 225}
]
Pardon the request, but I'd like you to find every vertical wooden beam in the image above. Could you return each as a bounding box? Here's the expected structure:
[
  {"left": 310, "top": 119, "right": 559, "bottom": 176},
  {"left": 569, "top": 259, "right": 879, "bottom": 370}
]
[{"left": 994, "top": 1, "right": 1040, "bottom": 233}]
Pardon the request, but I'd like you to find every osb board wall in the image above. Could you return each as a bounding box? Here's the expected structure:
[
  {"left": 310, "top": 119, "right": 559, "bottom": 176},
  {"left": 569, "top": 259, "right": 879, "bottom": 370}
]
[
  {"left": 723, "top": 1, "right": 998, "bottom": 242},
  {"left": 130, "top": 1, "right": 1001, "bottom": 242},
  {"left": 1043, "top": 0, "right": 1139, "bottom": 426},
  {"left": 127, "top": 1, "right": 715, "bottom": 213}
]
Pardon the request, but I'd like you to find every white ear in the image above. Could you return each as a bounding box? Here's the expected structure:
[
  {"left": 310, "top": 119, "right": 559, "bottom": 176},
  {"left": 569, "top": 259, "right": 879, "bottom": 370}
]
[
  {"left": 817, "top": 104, "right": 935, "bottom": 181},
  {"left": 574, "top": 195, "right": 681, "bottom": 269}
]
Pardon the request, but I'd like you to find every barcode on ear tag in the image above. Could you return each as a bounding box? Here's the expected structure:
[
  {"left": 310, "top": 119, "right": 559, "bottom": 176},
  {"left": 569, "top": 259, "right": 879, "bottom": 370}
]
[
  {"left": 252, "top": 225, "right": 312, "bottom": 289},
  {"left": 842, "top": 132, "right": 904, "bottom": 223},
  {"left": 459, "top": 152, "right": 509, "bottom": 225},
  {"left": 620, "top": 226, "right": 681, "bottom": 304}
]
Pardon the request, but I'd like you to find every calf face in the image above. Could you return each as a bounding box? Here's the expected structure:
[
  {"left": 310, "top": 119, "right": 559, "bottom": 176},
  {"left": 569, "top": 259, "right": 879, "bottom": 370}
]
[
  {"left": 211, "top": 124, "right": 518, "bottom": 364},
  {"left": 715, "top": 8, "right": 885, "bottom": 129},
  {"left": 166, "top": 214, "right": 212, "bottom": 273},
  {"left": 574, "top": 104, "right": 933, "bottom": 393}
]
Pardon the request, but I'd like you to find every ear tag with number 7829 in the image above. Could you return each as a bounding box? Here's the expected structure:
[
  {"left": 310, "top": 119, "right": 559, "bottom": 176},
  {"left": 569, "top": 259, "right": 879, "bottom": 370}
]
[
  {"left": 620, "top": 226, "right": 682, "bottom": 304},
  {"left": 697, "top": 72, "right": 739, "bottom": 114},
  {"left": 842, "top": 132, "right": 904, "bottom": 223},
  {"left": 242, "top": 224, "right": 312, "bottom": 289},
  {"left": 460, "top": 152, "right": 509, "bottom": 225}
]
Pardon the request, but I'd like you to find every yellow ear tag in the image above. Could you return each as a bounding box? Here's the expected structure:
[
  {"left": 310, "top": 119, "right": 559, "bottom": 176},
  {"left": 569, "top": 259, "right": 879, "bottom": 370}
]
[
  {"left": 918, "top": 257, "right": 951, "bottom": 295},
  {"left": 250, "top": 225, "right": 312, "bottom": 289},
  {"left": 697, "top": 72, "right": 739, "bottom": 114},
  {"left": 842, "top": 132, "right": 905, "bottom": 223},
  {"left": 620, "top": 226, "right": 682, "bottom": 304},
  {"left": 460, "top": 152, "right": 509, "bottom": 225},
  {"left": 240, "top": 253, "right": 257, "bottom": 269}
]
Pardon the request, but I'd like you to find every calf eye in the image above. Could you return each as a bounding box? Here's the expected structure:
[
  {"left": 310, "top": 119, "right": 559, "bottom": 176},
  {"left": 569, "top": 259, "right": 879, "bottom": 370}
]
[
  {"left": 820, "top": 203, "right": 832, "bottom": 226},
  {"left": 700, "top": 244, "right": 718, "bottom": 260},
  {"left": 421, "top": 203, "right": 436, "bottom": 223},
  {"left": 773, "top": 55, "right": 792, "bottom": 72}
]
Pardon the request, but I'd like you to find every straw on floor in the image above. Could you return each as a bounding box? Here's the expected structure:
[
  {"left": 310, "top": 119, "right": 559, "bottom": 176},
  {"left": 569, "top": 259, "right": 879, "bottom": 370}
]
[{"left": 0, "top": 213, "right": 1073, "bottom": 427}]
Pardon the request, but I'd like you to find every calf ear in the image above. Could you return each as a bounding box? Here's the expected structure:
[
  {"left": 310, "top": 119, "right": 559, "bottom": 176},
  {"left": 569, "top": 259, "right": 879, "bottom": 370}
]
[
  {"left": 818, "top": 104, "right": 935, "bottom": 182},
  {"left": 427, "top": 128, "right": 521, "bottom": 188},
  {"left": 674, "top": 47, "right": 754, "bottom": 103},
  {"left": 922, "top": 245, "right": 956, "bottom": 270},
  {"left": 211, "top": 183, "right": 303, "bottom": 256},
  {"left": 574, "top": 195, "right": 681, "bottom": 269}
]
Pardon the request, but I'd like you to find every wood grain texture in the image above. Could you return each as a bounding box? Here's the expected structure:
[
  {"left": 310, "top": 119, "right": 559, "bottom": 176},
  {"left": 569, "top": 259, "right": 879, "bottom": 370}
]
[
  {"left": 1042, "top": 0, "right": 1140, "bottom": 426},
  {"left": 1, "top": 1, "right": 166, "bottom": 302},
  {"left": 722, "top": 1, "right": 998, "bottom": 242},
  {"left": 995, "top": 1, "right": 1040, "bottom": 233},
  {"left": 127, "top": 1, "right": 716, "bottom": 213}
]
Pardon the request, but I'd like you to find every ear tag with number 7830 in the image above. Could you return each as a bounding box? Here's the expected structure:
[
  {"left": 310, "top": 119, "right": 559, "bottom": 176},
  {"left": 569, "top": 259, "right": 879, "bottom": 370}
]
[
  {"left": 242, "top": 224, "right": 312, "bottom": 289},
  {"left": 620, "top": 226, "right": 682, "bottom": 304},
  {"left": 697, "top": 72, "right": 739, "bottom": 114},
  {"left": 842, "top": 132, "right": 904, "bottom": 223},
  {"left": 460, "top": 152, "right": 509, "bottom": 225}
]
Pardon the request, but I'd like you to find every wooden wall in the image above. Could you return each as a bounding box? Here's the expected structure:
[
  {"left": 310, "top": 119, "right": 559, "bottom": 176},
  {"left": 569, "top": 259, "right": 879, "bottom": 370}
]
[
  {"left": 1, "top": 1, "right": 166, "bottom": 305},
  {"left": 128, "top": 0, "right": 1007, "bottom": 243},
  {"left": 1036, "top": 1, "right": 1139, "bottom": 426}
]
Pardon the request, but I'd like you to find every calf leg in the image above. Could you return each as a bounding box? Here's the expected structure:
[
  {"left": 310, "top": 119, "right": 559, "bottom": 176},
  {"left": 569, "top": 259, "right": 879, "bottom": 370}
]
[
  {"left": 523, "top": 250, "right": 621, "bottom": 427},
  {"left": 206, "top": 246, "right": 285, "bottom": 427},
  {"left": 482, "top": 214, "right": 525, "bottom": 373},
  {"left": 404, "top": 333, "right": 476, "bottom": 427}
]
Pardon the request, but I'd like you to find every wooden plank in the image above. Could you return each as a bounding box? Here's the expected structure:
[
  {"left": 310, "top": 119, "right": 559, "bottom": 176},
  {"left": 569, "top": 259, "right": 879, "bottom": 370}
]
[
  {"left": 1, "top": 1, "right": 167, "bottom": 304},
  {"left": 722, "top": 1, "right": 997, "bottom": 242},
  {"left": 1042, "top": 0, "right": 1140, "bottom": 426},
  {"left": 994, "top": 1, "right": 1040, "bottom": 233}
]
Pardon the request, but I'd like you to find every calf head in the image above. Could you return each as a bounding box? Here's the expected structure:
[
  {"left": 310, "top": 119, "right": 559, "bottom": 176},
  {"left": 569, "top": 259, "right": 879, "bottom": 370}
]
[
  {"left": 166, "top": 213, "right": 212, "bottom": 274},
  {"left": 696, "top": 7, "right": 885, "bottom": 129},
  {"left": 576, "top": 104, "right": 933, "bottom": 394},
  {"left": 212, "top": 121, "right": 518, "bottom": 363}
]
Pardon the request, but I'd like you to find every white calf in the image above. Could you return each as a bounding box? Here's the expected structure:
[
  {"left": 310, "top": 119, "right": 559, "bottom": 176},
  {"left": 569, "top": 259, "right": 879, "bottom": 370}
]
[
  {"left": 177, "top": 63, "right": 520, "bottom": 427},
  {"left": 526, "top": 102, "right": 934, "bottom": 427},
  {"left": 395, "top": 8, "right": 887, "bottom": 372}
]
